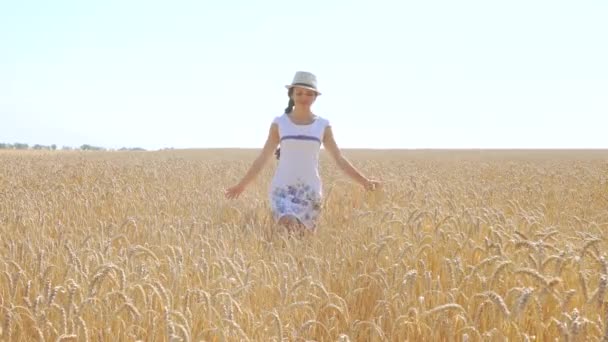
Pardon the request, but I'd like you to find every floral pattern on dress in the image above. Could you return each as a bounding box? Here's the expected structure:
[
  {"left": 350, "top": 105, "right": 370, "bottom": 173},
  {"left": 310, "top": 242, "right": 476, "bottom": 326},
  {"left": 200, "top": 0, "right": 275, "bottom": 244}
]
[{"left": 271, "top": 181, "right": 322, "bottom": 229}]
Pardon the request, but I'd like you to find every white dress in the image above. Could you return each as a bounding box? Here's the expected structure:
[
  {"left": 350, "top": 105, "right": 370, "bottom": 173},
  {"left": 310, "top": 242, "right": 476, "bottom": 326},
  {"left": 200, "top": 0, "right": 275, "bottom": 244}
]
[{"left": 269, "top": 113, "right": 330, "bottom": 230}]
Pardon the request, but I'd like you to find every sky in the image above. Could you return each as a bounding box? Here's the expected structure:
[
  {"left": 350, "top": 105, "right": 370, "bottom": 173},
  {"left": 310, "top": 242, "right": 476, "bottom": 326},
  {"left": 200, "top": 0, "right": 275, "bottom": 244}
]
[{"left": 1, "top": 0, "right": 607, "bottom": 150}]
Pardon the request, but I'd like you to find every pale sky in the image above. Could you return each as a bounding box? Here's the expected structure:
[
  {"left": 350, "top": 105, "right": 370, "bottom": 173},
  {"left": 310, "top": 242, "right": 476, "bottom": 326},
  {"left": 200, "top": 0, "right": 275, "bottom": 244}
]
[{"left": 1, "top": 0, "right": 607, "bottom": 150}]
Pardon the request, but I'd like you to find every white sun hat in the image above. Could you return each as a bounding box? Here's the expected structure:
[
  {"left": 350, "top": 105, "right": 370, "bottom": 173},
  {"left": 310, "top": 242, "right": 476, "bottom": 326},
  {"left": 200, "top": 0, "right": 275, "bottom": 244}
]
[{"left": 285, "top": 71, "right": 322, "bottom": 95}]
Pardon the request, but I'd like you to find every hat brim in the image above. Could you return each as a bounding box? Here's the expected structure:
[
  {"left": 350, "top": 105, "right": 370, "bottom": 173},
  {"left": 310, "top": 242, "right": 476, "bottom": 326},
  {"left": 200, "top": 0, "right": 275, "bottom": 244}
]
[{"left": 285, "top": 84, "right": 321, "bottom": 95}]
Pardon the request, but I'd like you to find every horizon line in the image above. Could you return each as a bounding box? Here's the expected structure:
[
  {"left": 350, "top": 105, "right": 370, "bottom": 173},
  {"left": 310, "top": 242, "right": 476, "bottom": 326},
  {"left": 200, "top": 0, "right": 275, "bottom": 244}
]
[{"left": 2, "top": 146, "right": 608, "bottom": 151}]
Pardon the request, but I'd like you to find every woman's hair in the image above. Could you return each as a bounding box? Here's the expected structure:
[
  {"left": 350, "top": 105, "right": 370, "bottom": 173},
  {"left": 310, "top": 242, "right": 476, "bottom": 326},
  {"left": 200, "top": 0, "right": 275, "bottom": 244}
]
[{"left": 275, "top": 88, "right": 295, "bottom": 160}]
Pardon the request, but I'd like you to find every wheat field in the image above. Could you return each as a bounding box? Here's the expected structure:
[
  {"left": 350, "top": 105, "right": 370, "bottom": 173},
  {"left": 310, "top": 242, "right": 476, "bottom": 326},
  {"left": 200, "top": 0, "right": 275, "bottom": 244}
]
[{"left": 1, "top": 149, "right": 607, "bottom": 341}]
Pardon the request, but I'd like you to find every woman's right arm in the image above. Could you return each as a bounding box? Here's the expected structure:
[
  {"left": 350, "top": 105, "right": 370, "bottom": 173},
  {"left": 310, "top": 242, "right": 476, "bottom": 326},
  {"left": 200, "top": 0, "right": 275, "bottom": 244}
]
[{"left": 228, "top": 123, "right": 280, "bottom": 194}]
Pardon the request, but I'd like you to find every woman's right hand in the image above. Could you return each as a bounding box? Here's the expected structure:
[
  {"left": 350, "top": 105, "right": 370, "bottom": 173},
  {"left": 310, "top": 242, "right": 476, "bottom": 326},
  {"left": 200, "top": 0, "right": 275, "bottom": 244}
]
[{"left": 225, "top": 183, "right": 246, "bottom": 199}]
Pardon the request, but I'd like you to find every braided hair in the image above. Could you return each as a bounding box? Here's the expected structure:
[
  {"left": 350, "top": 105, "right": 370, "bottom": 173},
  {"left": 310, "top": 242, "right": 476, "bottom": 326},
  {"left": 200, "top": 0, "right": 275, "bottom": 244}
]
[{"left": 275, "top": 88, "right": 295, "bottom": 160}]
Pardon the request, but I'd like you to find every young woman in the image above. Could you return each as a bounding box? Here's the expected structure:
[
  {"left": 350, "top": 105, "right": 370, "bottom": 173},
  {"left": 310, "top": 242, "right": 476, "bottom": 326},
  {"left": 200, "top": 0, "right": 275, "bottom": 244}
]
[{"left": 225, "top": 71, "right": 381, "bottom": 232}]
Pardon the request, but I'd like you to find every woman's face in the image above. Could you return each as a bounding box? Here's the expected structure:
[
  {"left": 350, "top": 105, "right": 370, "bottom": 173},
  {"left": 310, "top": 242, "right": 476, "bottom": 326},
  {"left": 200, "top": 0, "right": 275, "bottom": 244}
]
[{"left": 292, "top": 86, "right": 318, "bottom": 107}]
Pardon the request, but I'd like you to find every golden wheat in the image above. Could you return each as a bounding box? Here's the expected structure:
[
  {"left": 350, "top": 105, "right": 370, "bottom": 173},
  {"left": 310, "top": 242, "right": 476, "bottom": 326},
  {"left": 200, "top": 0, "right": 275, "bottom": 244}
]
[{"left": 1, "top": 148, "right": 607, "bottom": 340}]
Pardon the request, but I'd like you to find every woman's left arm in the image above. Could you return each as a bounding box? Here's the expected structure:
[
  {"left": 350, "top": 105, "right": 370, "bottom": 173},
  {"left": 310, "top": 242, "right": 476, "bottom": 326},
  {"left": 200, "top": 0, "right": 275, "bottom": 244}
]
[{"left": 322, "top": 125, "right": 380, "bottom": 190}]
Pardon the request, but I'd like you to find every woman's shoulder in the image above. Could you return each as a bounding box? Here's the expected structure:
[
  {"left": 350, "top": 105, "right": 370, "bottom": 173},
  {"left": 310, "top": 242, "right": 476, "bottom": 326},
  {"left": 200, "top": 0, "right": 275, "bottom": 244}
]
[
  {"left": 271, "top": 113, "right": 330, "bottom": 127},
  {"left": 314, "top": 115, "right": 331, "bottom": 127},
  {"left": 272, "top": 113, "right": 287, "bottom": 124}
]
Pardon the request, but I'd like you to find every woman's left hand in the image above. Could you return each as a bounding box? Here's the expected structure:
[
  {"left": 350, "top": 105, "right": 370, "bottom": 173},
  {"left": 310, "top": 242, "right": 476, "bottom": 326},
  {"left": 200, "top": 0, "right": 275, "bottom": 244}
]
[{"left": 364, "top": 178, "right": 382, "bottom": 191}]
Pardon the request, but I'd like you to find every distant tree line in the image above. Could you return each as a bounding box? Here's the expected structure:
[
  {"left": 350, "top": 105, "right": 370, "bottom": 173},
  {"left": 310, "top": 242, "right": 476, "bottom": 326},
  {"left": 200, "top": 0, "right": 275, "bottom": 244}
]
[{"left": 0, "top": 142, "right": 147, "bottom": 151}]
